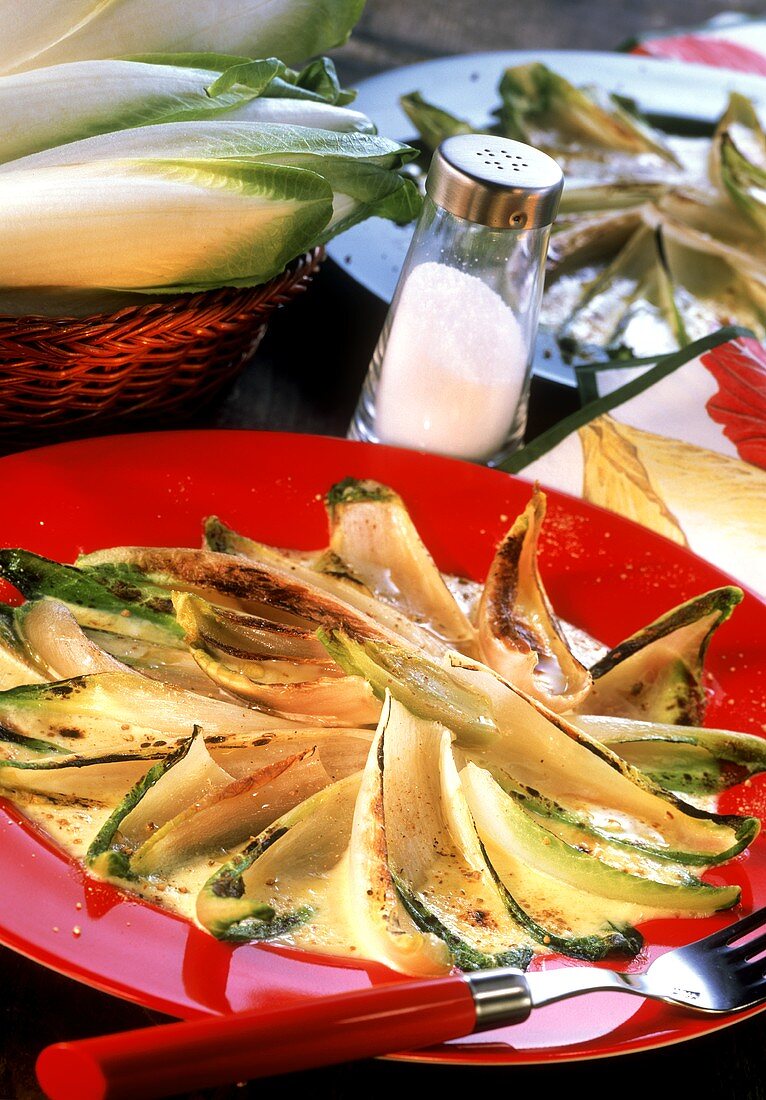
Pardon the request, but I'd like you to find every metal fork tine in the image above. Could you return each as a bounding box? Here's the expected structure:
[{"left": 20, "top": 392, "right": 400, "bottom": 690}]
[
  {"left": 739, "top": 965, "right": 766, "bottom": 994},
  {"left": 700, "top": 907, "right": 766, "bottom": 949},
  {"left": 730, "top": 929, "right": 766, "bottom": 963}
]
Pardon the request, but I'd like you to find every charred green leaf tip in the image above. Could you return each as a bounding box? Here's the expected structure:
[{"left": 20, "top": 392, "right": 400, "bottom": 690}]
[
  {"left": 399, "top": 92, "right": 476, "bottom": 150},
  {"left": 0, "top": 549, "right": 182, "bottom": 635},
  {"left": 326, "top": 477, "right": 395, "bottom": 510},
  {"left": 392, "top": 872, "right": 532, "bottom": 972},
  {"left": 199, "top": 824, "right": 293, "bottom": 920},
  {"left": 733, "top": 815, "right": 761, "bottom": 849},
  {"left": 210, "top": 870, "right": 246, "bottom": 899},
  {"left": 514, "top": 785, "right": 718, "bottom": 867},
  {"left": 472, "top": 832, "right": 644, "bottom": 960},
  {"left": 497, "top": 62, "right": 555, "bottom": 137},
  {"left": 590, "top": 586, "right": 744, "bottom": 679},
  {"left": 316, "top": 626, "right": 354, "bottom": 673},
  {"left": 202, "top": 516, "right": 235, "bottom": 553},
  {"left": 311, "top": 549, "right": 366, "bottom": 588},
  {"left": 0, "top": 726, "right": 71, "bottom": 756},
  {"left": 0, "top": 749, "right": 166, "bottom": 773},
  {"left": 0, "top": 676, "right": 92, "bottom": 710},
  {"left": 80, "top": 563, "right": 176, "bottom": 614},
  {"left": 318, "top": 629, "right": 497, "bottom": 746},
  {"left": 517, "top": 774, "right": 757, "bottom": 866},
  {"left": 211, "top": 906, "right": 311, "bottom": 943},
  {"left": 493, "top": 869, "right": 643, "bottom": 960},
  {"left": 85, "top": 733, "right": 197, "bottom": 868},
  {"left": 612, "top": 726, "right": 766, "bottom": 797},
  {"left": 0, "top": 549, "right": 62, "bottom": 594},
  {"left": 630, "top": 762, "right": 724, "bottom": 797},
  {"left": 102, "top": 850, "right": 134, "bottom": 881},
  {"left": 240, "top": 825, "right": 291, "bottom": 864}
]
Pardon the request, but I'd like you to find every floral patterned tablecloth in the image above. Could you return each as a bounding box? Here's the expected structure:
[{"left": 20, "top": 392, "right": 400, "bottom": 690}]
[{"left": 505, "top": 330, "right": 766, "bottom": 598}]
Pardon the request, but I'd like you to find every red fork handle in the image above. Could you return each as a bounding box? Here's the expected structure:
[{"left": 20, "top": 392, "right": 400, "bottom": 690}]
[{"left": 36, "top": 975, "right": 477, "bottom": 1100}]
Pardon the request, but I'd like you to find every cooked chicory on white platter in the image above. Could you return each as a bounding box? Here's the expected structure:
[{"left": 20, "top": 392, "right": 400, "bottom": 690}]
[
  {"left": 0, "top": 480, "right": 761, "bottom": 976},
  {"left": 401, "top": 62, "right": 766, "bottom": 362}
]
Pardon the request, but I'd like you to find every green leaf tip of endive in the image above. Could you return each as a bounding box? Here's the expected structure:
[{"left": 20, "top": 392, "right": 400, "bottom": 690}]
[
  {"left": 206, "top": 57, "right": 284, "bottom": 98},
  {"left": 124, "top": 53, "right": 254, "bottom": 72}
]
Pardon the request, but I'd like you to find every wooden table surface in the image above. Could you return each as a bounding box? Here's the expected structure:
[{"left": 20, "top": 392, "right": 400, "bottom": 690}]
[{"left": 3, "top": 2, "right": 766, "bottom": 1097}]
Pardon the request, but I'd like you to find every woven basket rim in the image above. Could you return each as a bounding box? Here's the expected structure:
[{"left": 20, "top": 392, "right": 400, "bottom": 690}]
[
  {"left": 1, "top": 246, "right": 325, "bottom": 328},
  {"left": 0, "top": 247, "right": 324, "bottom": 436}
]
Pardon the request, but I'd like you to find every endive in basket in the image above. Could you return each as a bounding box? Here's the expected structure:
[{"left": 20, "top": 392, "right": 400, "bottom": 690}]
[
  {"left": 0, "top": 54, "right": 373, "bottom": 165},
  {"left": 0, "top": 122, "right": 419, "bottom": 298},
  {"left": 0, "top": 0, "right": 364, "bottom": 74}
]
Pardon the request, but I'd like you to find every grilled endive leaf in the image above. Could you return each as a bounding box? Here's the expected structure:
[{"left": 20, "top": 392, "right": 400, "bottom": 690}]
[
  {"left": 0, "top": 549, "right": 182, "bottom": 646},
  {"left": 86, "top": 728, "right": 231, "bottom": 879},
  {"left": 325, "top": 477, "right": 475, "bottom": 649},
  {"left": 579, "top": 587, "right": 742, "bottom": 725},
  {"left": 446, "top": 654, "right": 759, "bottom": 864},
  {"left": 319, "top": 628, "right": 497, "bottom": 747},
  {"left": 576, "top": 714, "right": 766, "bottom": 795},
  {"left": 345, "top": 703, "right": 451, "bottom": 975},
  {"left": 173, "top": 590, "right": 329, "bottom": 662},
  {"left": 130, "top": 750, "right": 330, "bottom": 876},
  {"left": 710, "top": 91, "right": 766, "bottom": 227},
  {"left": 0, "top": 749, "right": 154, "bottom": 800},
  {"left": 478, "top": 488, "right": 591, "bottom": 711},
  {"left": 381, "top": 699, "right": 534, "bottom": 969},
  {"left": 79, "top": 545, "right": 446, "bottom": 657},
  {"left": 188, "top": 644, "right": 381, "bottom": 726},
  {"left": 554, "top": 224, "right": 683, "bottom": 362},
  {"left": 497, "top": 63, "right": 678, "bottom": 164},
  {"left": 197, "top": 773, "right": 360, "bottom": 947},
  {"left": 463, "top": 763, "right": 738, "bottom": 927},
  {"left": 14, "top": 599, "right": 128, "bottom": 680},
  {"left": 0, "top": 603, "right": 46, "bottom": 689},
  {"left": 0, "top": 670, "right": 297, "bottom": 757},
  {"left": 399, "top": 91, "right": 475, "bottom": 151}
]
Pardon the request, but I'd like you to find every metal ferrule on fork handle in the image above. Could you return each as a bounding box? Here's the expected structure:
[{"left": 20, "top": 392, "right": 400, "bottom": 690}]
[{"left": 465, "top": 968, "right": 533, "bottom": 1029}]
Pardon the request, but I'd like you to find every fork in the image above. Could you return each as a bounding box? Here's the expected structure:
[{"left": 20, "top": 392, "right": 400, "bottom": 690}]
[{"left": 36, "top": 907, "right": 766, "bottom": 1100}]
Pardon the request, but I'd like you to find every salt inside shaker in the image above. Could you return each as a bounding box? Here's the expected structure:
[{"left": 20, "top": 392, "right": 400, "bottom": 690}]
[{"left": 348, "top": 134, "right": 564, "bottom": 463}]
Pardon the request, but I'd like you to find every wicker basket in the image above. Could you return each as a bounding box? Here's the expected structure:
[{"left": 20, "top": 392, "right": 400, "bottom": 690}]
[{"left": 0, "top": 247, "right": 324, "bottom": 440}]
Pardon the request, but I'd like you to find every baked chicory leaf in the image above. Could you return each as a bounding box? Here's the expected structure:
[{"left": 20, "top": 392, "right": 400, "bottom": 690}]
[
  {"left": 401, "top": 67, "right": 766, "bottom": 364},
  {"left": 399, "top": 91, "right": 476, "bottom": 152},
  {"left": 497, "top": 62, "right": 678, "bottom": 164}
]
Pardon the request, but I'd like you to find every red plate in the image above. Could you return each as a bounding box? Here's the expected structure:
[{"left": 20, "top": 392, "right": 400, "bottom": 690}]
[{"left": 0, "top": 429, "right": 764, "bottom": 1065}]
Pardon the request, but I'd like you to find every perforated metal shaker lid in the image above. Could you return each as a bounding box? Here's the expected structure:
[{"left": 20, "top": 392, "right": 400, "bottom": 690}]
[{"left": 425, "top": 134, "right": 563, "bottom": 230}]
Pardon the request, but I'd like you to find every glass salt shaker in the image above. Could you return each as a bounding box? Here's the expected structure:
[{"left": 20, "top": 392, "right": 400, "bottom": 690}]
[{"left": 348, "top": 134, "right": 563, "bottom": 464}]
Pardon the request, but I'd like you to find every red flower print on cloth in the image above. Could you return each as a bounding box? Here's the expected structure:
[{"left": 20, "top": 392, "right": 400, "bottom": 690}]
[
  {"left": 632, "top": 35, "right": 766, "bottom": 75},
  {"left": 702, "top": 336, "right": 766, "bottom": 471}
]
